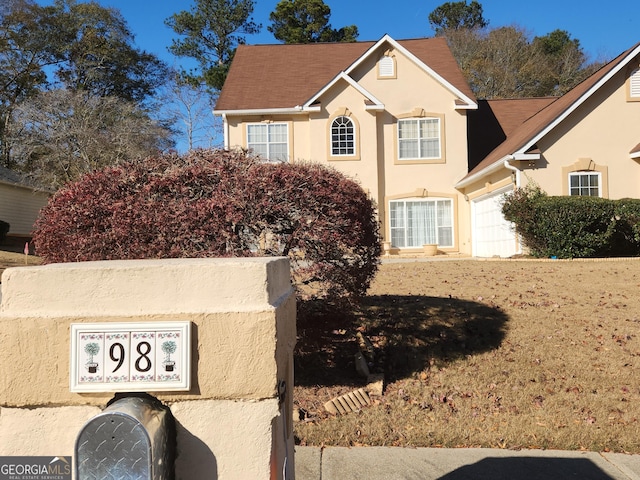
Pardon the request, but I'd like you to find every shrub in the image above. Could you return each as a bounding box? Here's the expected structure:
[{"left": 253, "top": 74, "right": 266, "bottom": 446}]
[
  {"left": 502, "top": 185, "right": 640, "bottom": 258},
  {"left": 33, "top": 149, "right": 381, "bottom": 300},
  {"left": 0, "top": 220, "right": 9, "bottom": 243}
]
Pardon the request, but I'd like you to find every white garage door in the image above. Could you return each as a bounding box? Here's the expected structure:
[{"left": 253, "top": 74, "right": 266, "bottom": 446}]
[{"left": 472, "top": 187, "right": 518, "bottom": 258}]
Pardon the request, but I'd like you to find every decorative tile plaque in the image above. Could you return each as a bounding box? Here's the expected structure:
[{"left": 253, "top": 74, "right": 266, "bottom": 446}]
[{"left": 70, "top": 322, "right": 191, "bottom": 392}]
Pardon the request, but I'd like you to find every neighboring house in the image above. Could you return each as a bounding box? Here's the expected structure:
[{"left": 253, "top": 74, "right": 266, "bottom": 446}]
[
  {"left": 0, "top": 166, "right": 50, "bottom": 241},
  {"left": 214, "top": 34, "right": 640, "bottom": 258}
]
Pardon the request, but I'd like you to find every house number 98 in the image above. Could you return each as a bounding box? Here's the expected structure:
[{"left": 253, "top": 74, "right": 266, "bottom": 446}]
[{"left": 109, "top": 341, "right": 152, "bottom": 373}]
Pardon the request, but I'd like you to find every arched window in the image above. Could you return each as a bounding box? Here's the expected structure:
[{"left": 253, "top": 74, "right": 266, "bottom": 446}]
[{"left": 331, "top": 116, "right": 355, "bottom": 156}]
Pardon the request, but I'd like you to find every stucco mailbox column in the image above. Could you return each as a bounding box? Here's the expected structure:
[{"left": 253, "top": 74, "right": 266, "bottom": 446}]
[{"left": 0, "top": 257, "right": 296, "bottom": 479}]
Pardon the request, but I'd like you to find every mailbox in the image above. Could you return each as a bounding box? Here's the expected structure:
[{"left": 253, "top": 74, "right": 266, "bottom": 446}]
[{"left": 75, "top": 395, "right": 175, "bottom": 480}]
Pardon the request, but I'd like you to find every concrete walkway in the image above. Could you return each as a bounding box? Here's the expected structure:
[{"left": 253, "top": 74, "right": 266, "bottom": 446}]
[{"left": 295, "top": 446, "right": 640, "bottom": 480}]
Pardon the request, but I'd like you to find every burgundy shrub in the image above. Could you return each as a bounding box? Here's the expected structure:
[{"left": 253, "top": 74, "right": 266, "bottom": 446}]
[{"left": 33, "top": 149, "right": 381, "bottom": 300}]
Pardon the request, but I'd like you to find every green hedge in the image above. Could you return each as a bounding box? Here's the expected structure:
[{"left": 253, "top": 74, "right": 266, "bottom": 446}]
[{"left": 502, "top": 185, "right": 640, "bottom": 258}]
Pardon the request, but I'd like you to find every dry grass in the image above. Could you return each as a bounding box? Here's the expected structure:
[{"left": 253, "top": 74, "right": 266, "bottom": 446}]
[
  {"left": 0, "top": 248, "right": 41, "bottom": 280},
  {"left": 294, "top": 259, "right": 640, "bottom": 452}
]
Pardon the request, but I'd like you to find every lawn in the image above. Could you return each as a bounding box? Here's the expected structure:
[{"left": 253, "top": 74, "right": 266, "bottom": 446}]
[
  {"left": 2, "top": 251, "right": 639, "bottom": 452},
  {"left": 0, "top": 248, "right": 41, "bottom": 279},
  {"left": 294, "top": 259, "right": 640, "bottom": 453}
]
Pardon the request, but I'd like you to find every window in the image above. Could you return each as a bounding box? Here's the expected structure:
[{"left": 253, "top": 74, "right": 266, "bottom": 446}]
[
  {"left": 247, "top": 123, "right": 288, "bottom": 162},
  {"left": 569, "top": 172, "right": 601, "bottom": 196},
  {"left": 390, "top": 198, "right": 453, "bottom": 248},
  {"left": 331, "top": 116, "right": 355, "bottom": 156},
  {"left": 398, "top": 118, "right": 441, "bottom": 160}
]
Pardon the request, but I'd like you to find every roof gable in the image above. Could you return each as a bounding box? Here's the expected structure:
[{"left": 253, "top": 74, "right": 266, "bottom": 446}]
[
  {"left": 215, "top": 35, "right": 476, "bottom": 113},
  {"left": 458, "top": 41, "right": 640, "bottom": 187}
]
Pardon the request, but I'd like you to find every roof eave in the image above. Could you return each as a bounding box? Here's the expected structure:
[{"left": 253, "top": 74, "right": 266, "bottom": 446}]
[
  {"left": 455, "top": 156, "right": 512, "bottom": 189},
  {"left": 213, "top": 106, "right": 310, "bottom": 116},
  {"left": 454, "top": 102, "right": 478, "bottom": 110}
]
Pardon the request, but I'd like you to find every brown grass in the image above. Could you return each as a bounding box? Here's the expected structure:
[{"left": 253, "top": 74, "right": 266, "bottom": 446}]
[
  {"left": 294, "top": 259, "right": 640, "bottom": 452},
  {"left": 0, "top": 249, "right": 42, "bottom": 280}
]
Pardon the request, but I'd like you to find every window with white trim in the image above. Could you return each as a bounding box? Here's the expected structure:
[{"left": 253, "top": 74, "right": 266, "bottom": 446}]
[
  {"left": 390, "top": 198, "right": 453, "bottom": 248},
  {"left": 398, "top": 118, "right": 441, "bottom": 160},
  {"left": 247, "top": 123, "right": 289, "bottom": 162},
  {"left": 331, "top": 116, "right": 355, "bottom": 156},
  {"left": 569, "top": 172, "right": 601, "bottom": 196},
  {"left": 630, "top": 67, "right": 640, "bottom": 98}
]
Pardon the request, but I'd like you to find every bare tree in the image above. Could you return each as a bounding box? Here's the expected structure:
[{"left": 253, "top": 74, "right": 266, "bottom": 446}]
[
  {"left": 159, "top": 73, "right": 221, "bottom": 151},
  {"left": 7, "top": 89, "right": 173, "bottom": 189}
]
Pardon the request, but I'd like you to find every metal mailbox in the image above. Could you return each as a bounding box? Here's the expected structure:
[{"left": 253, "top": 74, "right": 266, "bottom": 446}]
[{"left": 75, "top": 395, "right": 175, "bottom": 480}]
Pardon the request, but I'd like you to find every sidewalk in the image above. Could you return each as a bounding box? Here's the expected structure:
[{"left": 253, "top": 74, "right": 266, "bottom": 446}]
[{"left": 295, "top": 446, "right": 640, "bottom": 480}]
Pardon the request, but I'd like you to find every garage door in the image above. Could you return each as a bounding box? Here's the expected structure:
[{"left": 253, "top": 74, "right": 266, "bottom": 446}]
[{"left": 472, "top": 187, "right": 518, "bottom": 258}]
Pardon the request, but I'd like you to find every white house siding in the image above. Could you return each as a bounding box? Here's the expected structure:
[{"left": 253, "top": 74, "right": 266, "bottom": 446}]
[{"left": 0, "top": 183, "right": 50, "bottom": 236}]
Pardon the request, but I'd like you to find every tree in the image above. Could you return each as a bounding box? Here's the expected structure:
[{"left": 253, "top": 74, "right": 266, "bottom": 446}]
[
  {"left": 268, "top": 0, "right": 358, "bottom": 44},
  {"left": 52, "top": 0, "right": 168, "bottom": 103},
  {"left": 159, "top": 71, "right": 221, "bottom": 151},
  {"left": 428, "top": 0, "right": 487, "bottom": 35},
  {"left": 0, "top": 0, "right": 65, "bottom": 167},
  {"left": 441, "top": 24, "right": 602, "bottom": 99},
  {"left": 467, "top": 26, "right": 547, "bottom": 99},
  {"left": 532, "top": 29, "right": 600, "bottom": 95},
  {"left": 6, "top": 89, "right": 173, "bottom": 189},
  {"left": 0, "top": 0, "right": 169, "bottom": 167},
  {"left": 33, "top": 149, "right": 380, "bottom": 301},
  {"left": 166, "top": 0, "right": 261, "bottom": 91}
]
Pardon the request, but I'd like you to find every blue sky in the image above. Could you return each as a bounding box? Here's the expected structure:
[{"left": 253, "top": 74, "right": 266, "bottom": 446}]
[
  {"left": 33, "top": 0, "right": 639, "bottom": 150},
  {"left": 87, "top": 0, "right": 638, "bottom": 65}
]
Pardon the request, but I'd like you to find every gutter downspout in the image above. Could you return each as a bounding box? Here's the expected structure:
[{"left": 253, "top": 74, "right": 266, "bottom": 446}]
[
  {"left": 222, "top": 113, "right": 229, "bottom": 149},
  {"left": 504, "top": 156, "right": 520, "bottom": 188}
]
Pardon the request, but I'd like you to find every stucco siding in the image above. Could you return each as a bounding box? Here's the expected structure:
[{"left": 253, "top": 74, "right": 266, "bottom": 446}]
[
  {"left": 527, "top": 66, "right": 640, "bottom": 198},
  {"left": 0, "top": 183, "right": 49, "bottom": 236}
]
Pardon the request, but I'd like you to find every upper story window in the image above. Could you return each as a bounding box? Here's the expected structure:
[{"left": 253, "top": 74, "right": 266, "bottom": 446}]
[
  {"left": 247, "top": 123, "right": 289, "bottom": 162},
  {"left": 398, "top": 117, "right": 441, "bottom": 160},
  {"left": 378, "top": 55, "right": 396, "bottom": 78},
  {"left": 569, "top": 172, "right": 601, "bottom": 196},
  {"left": 331, "top": 116, "right": 355, "bottom": 156}
]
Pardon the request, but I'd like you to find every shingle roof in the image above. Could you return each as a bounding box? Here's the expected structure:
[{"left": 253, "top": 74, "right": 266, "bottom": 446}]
[
  {"left": 215, "top": 36, "right": 475, "bottom": 112},
  {"left": 460, "top": 41, "right": 640, "bottom": 184},
  {"left": 0, "top": 165, "right": 48, "bottom": 191},
  {"left": 484, "top": 97, "right": 558, "bottom": 137},
  {"left": 467, "top": 97, "right": 557, "bottom": 170}
]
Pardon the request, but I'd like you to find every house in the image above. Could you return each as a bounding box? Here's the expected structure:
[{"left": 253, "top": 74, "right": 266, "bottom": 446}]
[
  {"left": 214, "top": 35, "right": 640, "bottom": 258},
  {"left": 0, "top": 166, "right": 50, "bottom": 244}
]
